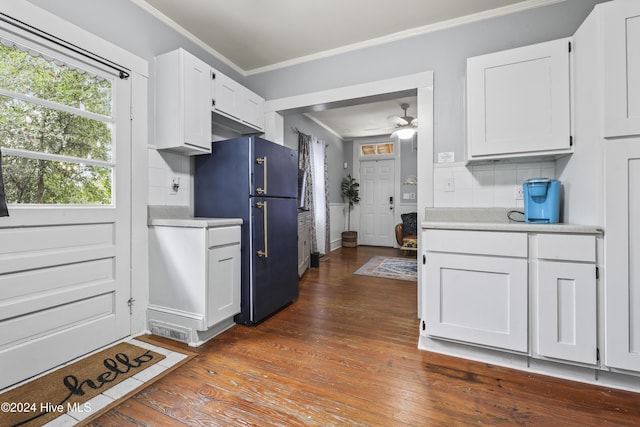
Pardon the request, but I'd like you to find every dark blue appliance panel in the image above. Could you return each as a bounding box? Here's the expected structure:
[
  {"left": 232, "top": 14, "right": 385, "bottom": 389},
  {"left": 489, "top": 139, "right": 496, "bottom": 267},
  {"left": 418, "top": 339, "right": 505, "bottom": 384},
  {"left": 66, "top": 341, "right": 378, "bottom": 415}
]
[
  {"left": 249, "top": 196, "right": 298, "bottom": 323},
  {"left": 194, "top": 137, "right": 251, "bottom": 218},
  {"left": 251, "top": 136, "right": 298, "bottom": 199}
]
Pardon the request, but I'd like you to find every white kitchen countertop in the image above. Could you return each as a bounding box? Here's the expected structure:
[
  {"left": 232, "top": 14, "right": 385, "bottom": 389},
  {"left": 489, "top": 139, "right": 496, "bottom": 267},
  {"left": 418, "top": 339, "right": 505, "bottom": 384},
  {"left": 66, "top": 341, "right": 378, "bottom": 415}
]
[
  {"left": 422, "top": 208, "right": 602, "bottom": 234},
  {"left": 149, "top": 217, "right": 242, "bottom": 228},
  {"left": 148, "top": 205, "right": 242, "bottom": 228}
]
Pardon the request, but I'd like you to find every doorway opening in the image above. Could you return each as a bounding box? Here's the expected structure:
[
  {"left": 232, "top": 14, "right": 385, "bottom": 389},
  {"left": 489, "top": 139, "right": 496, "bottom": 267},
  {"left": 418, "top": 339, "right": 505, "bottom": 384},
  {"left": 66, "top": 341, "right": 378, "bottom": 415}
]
[{"left": 264, "top": 72, "right": 433, "bottom": 248}]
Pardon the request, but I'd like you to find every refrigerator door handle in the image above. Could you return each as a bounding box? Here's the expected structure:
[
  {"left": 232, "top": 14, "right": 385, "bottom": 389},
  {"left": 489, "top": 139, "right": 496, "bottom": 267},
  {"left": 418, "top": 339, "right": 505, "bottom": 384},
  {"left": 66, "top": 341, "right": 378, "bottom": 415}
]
[
  {"left": 256, "top": 201, "right": 268, "bottom": 258},
  {"left": 256, "top": 156, "right": 267, "bottom": 195}
]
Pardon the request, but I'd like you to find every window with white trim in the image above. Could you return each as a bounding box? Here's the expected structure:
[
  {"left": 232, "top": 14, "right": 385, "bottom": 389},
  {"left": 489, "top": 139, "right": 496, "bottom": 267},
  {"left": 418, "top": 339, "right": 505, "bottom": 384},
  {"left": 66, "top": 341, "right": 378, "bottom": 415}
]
[
  {"left": 0, "top": 35, "right": 115, "bottom": 205},
  {"left": 360, "top": 142, "right": 394, "bottom": 156}
]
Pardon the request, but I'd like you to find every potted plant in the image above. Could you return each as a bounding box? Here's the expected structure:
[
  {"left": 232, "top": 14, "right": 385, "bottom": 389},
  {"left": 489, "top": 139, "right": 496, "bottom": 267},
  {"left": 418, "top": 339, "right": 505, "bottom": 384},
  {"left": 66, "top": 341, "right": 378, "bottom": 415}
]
[{"left": 341, "top": 174, "right": 360, "bottom": 247}]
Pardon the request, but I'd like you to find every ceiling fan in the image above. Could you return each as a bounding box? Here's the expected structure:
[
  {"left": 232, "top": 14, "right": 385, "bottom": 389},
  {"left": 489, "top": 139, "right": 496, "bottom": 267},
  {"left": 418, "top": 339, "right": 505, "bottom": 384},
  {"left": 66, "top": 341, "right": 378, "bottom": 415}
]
[{"left": 388, "top": 103, "right": 417, "bottom": 139}]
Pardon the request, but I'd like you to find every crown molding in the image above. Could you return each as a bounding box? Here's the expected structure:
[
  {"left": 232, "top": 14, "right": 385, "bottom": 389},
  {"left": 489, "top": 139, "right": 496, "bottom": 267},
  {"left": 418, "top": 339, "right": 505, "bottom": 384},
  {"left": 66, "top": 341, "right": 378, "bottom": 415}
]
[
  {"left": 129, "top": 0, "right": 245, "bottom": 76},
  {"left": 133, "top": 0, "right": 565, "bottom": 77}
]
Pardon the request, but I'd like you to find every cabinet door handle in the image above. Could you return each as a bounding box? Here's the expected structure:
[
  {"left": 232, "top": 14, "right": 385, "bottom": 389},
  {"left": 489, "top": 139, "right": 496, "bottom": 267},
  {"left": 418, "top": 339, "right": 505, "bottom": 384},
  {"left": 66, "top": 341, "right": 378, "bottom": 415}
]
[
  {"left": 256, "top": 201, "right": 268, "bottom": 258},
  {"left": 256, "top": 156, "right": 267, "bottom": 195}
]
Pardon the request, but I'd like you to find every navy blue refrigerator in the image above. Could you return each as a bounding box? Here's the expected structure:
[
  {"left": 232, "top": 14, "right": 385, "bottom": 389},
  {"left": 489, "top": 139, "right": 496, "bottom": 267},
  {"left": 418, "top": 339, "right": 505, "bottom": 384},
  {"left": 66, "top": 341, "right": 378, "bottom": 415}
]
[{"left": 194, "top": 136, "right": 299, "bottom": 325}]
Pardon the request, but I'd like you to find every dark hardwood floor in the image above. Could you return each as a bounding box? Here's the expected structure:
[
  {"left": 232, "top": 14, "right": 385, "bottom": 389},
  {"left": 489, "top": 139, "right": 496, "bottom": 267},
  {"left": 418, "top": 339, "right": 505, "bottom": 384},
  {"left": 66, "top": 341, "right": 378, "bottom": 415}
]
[{"left": 90, "top": 246, "right": 640, "bottom": 426}]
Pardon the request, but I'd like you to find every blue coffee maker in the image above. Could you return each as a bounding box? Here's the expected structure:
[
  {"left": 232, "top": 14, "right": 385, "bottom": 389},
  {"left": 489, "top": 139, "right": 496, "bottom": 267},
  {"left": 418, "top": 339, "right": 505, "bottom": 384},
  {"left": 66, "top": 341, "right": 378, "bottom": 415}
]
[{"left": 523, "top": 178, "right": 561, "bottom": 223}]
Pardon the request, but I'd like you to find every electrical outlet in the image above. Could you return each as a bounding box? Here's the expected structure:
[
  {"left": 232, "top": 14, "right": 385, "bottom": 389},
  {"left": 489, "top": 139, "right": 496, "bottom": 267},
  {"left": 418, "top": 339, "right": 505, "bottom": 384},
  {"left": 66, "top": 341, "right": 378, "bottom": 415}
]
[
  {"left": 514, "top": 185, "right": 524, "bottom": 200},
  {"left": 170, "top": 176, "right": 180, "bottom": 194},
  {"left": 444, "top": 177, "right": 455, "bottom": 192}
]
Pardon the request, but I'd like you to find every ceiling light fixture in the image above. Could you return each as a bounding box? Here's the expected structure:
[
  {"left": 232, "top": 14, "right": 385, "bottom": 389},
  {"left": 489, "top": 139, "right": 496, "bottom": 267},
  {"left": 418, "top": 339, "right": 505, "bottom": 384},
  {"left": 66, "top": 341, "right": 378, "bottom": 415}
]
[
  {"left": 391, "top": 126, "right": 416, "bottom": 139},
  {"left": 388, "top": 103, "right": 417, "bottom": 139}
]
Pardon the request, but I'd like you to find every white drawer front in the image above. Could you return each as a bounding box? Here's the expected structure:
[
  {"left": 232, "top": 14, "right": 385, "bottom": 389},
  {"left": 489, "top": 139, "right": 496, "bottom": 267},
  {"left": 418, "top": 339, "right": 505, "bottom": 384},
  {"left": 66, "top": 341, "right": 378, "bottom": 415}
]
[
  {"left": 425, "top": 229, "right": 527, "bottom": 257},
  {"left": 207, "top": 226, "right": 241, "bottom": 248},
  {"left": 536, "top": 234, "right": 595, "bottom": 262}
]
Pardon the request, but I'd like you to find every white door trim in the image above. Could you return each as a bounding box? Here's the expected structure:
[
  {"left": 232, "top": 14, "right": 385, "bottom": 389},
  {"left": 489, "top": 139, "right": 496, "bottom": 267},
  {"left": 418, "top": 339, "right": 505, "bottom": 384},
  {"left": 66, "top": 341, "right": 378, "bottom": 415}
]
[{"left": 263, "top": 71, "right": 434, "bottom": 315}]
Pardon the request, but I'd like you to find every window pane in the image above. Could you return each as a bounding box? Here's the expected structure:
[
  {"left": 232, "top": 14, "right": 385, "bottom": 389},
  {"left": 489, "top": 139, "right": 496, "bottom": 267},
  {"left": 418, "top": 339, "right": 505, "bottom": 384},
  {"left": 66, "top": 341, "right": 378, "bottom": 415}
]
[
  {"left": 3, "top": 156, "right": 112, "bottom": 204},
  {"left": 0, "top": 95, "right": 113, "bottom": 162},
  {"left": 361, "top": 145, "right": 376, "bottom": 155},
  {"left": 377, "top": 143, "right": 393, "bottom": 154},
  {"left": 0, "top": 43, "right": 112, "bottom": 117},
  {"left": 360, "top": 143, "right": 394, "bottom": 156}
]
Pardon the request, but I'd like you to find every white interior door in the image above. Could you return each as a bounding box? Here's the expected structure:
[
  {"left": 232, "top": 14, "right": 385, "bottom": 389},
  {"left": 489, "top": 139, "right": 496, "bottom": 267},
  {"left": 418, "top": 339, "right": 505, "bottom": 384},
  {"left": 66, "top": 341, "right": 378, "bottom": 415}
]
[
  {"left": 0, "top": 45, "right": 132, "bottom": 389},
  {"left": 359, "top": 159, "right": 395, "bottom": 247}
]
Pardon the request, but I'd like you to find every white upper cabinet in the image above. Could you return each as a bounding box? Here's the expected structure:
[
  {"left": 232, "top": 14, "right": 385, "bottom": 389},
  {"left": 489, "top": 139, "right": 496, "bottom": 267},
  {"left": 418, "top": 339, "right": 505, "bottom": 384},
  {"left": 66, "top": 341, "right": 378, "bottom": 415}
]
[
  {"left": 603, "top": 0, "right": 640, "bottom": 138},
  {"left": 155, "top": 48, "right": 212, "bottom": 155},
  {"left": 467, "top": 38, "right": 572, "bottom": 160},
  {"left": 242, "top": 87, "right": 265, "bottom": 130},
  {"left": 211, "top": 68, "right": 243, "bottom": 120},
  {"left": 211, "top": 68, "right": 265, "bottom": 132}
]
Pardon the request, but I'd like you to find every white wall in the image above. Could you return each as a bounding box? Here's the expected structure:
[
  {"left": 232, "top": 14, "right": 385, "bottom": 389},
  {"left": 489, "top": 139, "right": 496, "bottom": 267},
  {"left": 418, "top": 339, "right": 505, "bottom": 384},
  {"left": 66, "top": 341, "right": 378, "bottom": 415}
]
[
  {"left": 248, "top": 0, "right": 606, "bottom": 164},
  {"left": 330, "top": 203, "right": 347, "bottom": 251}
]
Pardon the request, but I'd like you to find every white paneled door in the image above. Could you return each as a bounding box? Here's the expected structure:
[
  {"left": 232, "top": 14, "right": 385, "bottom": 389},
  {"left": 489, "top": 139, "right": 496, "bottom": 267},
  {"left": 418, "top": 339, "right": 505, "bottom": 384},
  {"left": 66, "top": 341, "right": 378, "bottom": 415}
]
[
  {"left": 0, "top": 78, "right": 132, "bottom": 390},
  {"left": 359, "top": 160, "right": 395, "bottom": 247},
  {"left": 604, "top": 141, "right": 640, "bottom": 372}
]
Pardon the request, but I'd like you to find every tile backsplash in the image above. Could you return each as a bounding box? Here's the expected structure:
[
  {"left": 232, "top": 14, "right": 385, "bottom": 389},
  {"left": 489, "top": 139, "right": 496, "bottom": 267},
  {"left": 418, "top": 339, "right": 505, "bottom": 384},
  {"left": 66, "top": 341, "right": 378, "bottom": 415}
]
[
  {"left": 148, "top": 148, "right": 191, "bottom": 206},
  {"left": 433, "top": 161, "right": 556, "bottom": 208}
]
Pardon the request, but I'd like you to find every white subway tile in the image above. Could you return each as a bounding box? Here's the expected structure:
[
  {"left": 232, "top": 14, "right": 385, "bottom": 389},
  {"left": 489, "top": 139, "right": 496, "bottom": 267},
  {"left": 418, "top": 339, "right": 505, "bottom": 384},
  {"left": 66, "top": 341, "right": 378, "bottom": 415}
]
[{"left": 453, "top": 188, "right": 473, "bottom": 207}]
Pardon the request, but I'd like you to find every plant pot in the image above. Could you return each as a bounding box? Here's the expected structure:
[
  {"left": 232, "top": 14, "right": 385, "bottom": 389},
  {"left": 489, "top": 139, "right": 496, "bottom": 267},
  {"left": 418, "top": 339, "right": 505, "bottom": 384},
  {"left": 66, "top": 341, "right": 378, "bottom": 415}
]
[{"left": 342, "top": 231, "right": 357, "bottom": 248}]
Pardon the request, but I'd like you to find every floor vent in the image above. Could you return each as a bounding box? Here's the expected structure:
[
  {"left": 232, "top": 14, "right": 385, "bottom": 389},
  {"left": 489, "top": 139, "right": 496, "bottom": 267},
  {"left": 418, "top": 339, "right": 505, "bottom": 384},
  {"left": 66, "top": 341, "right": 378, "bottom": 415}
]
[{"left": 150, "top": 321, "right": 189, "bottom": 343}]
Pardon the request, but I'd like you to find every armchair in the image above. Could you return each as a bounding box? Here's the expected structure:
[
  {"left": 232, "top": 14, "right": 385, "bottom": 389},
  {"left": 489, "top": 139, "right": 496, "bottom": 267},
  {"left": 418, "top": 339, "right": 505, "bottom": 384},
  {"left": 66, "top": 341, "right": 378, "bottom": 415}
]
[{"left": 395, "top": 212, "right": 417, "bottom": 253}]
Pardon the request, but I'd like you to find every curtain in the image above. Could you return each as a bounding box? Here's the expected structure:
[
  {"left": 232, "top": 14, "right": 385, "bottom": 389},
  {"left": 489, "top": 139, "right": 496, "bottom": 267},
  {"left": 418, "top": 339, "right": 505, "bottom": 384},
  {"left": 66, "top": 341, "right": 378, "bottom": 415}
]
[
  {"left": 309, "top": 138, "right": 330, "bottom": 255},
  {"left": 297, "top": 132, "right": 313, "bottom": 211},
  {"left": 0, "top": 148, "right": 8, "bottom": 217},
  {"left": 298, "top": 131, "right": 330, "bottom": 255}
]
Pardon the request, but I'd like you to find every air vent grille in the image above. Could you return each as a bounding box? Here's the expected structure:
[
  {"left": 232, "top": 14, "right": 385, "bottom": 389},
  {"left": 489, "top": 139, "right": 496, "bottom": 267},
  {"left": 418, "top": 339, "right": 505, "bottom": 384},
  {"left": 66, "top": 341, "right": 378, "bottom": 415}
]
[{"left": 150, "top": 321, "right": 189, "bottom": 343}]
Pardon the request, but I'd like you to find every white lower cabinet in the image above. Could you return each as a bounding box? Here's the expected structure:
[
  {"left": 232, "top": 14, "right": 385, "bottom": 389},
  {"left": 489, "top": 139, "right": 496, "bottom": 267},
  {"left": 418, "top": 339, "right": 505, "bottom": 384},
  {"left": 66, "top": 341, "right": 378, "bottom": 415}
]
[
  {"left": 207, "top": 229, "right": 242, "bottom": 326},
  {"left": 148, "top": 221, "right": 241, "bottom": 346},
  {"left": 298, "top": 210, "right": 311, "bottom": 277},
  {"left": 426, "top": 252, "right": 528, "bottom": 352},
  {"left": 534, "top": 233, "right": 597, "bottom": 365},
  {"left": 424, "top": 230, "right": 529, "bottom": 352},
  {"left": 424, "top": 228, "right": 600, "bottom": 365},
  {"left": 536, "top": 261, "right": 597, "bottom": 364}
]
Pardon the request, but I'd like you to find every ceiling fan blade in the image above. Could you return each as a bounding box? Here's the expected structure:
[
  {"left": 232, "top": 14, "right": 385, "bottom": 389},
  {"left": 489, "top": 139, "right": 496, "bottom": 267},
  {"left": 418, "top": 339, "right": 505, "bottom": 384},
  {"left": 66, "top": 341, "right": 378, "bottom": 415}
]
[
  {"left": 386, "top": 114, "right": 405, "bottom": 125},
  {"left": 410, "top": 118, "right": 418, "bottom": 126}
]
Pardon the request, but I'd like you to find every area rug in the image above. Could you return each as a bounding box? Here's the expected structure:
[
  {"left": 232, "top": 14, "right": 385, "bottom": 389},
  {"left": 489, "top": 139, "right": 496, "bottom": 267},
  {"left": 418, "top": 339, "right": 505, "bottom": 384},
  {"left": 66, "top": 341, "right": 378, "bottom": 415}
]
[
  {"left": 0, "top": 339, "right": 191, "bottom": 427},
  {"left": 354, "top": 256, "right": 418, "bottom": 281}
]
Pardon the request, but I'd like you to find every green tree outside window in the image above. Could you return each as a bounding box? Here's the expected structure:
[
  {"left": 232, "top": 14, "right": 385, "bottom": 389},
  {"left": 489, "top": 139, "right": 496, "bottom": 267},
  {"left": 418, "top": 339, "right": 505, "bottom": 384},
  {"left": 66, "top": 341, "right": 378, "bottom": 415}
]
[{"left": 0, "top": 42, "right": 114, "bottom": 204}]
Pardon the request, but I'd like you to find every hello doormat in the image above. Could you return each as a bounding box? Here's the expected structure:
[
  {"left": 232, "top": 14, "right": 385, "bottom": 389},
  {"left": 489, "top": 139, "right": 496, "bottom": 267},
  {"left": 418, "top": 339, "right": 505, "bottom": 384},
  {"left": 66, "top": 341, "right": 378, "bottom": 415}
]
[
  {"left": 0, "top": 341, "right": 168, "bottom": 427},
  {"left": 354, "top": 256, "right": 418, "bottom": 281}
]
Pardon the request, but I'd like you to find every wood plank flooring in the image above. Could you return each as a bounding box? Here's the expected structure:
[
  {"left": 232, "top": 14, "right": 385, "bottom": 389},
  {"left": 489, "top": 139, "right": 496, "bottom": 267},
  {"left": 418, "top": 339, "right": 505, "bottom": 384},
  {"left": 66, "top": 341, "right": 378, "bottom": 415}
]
[{"left": 90, "top": 246, "right": 640, "bottom": 426}]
